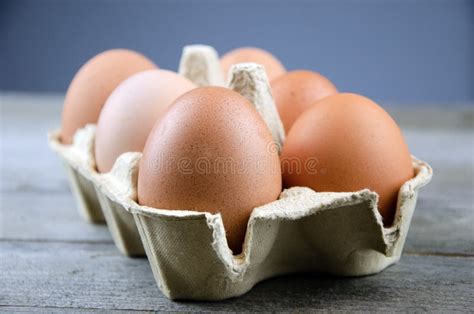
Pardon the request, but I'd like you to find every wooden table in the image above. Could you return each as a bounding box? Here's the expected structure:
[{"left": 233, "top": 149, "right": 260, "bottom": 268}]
[{"left": 1, "top": 93, "right": 473, "bottom": 312}]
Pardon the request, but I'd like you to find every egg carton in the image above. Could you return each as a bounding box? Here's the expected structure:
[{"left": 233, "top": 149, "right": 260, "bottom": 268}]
[
  {"left": 50, "top": 124, "right": 431, "bottom": 298},
  {"left": 48, "top": 45, "right": 433, "bottom": 299},
  {"left": 110, "top": 153, "right": 431, "bottom": 301},
  {"left": 48, "top": 124, "right": 105, "bottom": 224}
]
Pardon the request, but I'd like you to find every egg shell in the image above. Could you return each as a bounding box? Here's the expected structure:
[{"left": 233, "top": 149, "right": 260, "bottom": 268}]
[
  {"left": 220, "top": 47, "right": 286, "bottom": 81},
  {"left": 94, "top": 69, "right": 196, "bottom": 173},
  {"left": 137, "top": 86, "right": 282, "bottom": 254},
  {"left": 281, "top": 93, "right": 414, "bottom": 225},
  {"left": 271, "top": 70, "right": 338, "bottom": 132},
  {"left": 61, "top": 49, "right": 157, "bottom": 144}
]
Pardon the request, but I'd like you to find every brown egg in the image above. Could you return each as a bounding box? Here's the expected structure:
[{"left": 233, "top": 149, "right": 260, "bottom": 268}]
[
  {"left": 138, "top": 87, "right": 282, "bottom": 254},
  {"left": 60, "top": 49, "right": 157, "bottom": 144},
  {"left": 271, "top": 70, "right": 338, "bottom": 133},
  {"left": 281, "top": 93, "right": 413, "bottom": 226},
  {"left": 220, "top": 47, "right": 286, "bottom": 81},
  {"left": 94, "top": 69, "right": 196, "bottom": 173}
]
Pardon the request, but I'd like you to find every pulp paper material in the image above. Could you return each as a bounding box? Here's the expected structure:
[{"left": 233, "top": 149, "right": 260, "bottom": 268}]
[
  {"left": 48, "top": 128, "right": 145, "bottom": 256},
  {"left": 228, "top": 63, "right": 285, "bottom": 149},
  {"left": 48, "top": 127, "right": 104, "bottom": 224},
  {"left": 95, "top": 152, "right": 145, "bottom": 256},
  {"left": 178, "top": 45, "right": 225, "bottom": 87}
]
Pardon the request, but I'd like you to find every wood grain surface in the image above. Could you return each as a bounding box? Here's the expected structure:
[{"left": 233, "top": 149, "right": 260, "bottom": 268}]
[{"left": 1, "top": 93, "right": 473, "bottom": 311}]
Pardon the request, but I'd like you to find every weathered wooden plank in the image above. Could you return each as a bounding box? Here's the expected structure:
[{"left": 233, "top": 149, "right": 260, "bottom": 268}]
[
  {"left": 0, "top": 95, "right": 66, "bottom": 193},
  {"left": 405, "top": 187, "right": 474, "bottom": 255},
  {"left": 386, "top": 105, "right": 474, "bottom": 130},
  {"left": 404, "top": 128, "right": 474, "bottom": 170},
  {"left": 402, "top": 128, "right": 474, "bottom": 255},
  {"left": 0, "top": 306, "right": 151, "bottom": 313},
  {"left": 0, "top": 192, "right": 111, "bottom": 242},
  {"left": 1, "top": 241, "right": 472, "bottom": 311}
]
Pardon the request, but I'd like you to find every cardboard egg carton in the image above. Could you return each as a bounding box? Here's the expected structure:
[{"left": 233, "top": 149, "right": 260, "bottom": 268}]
[
  {"left": 48, "top": 124, "right": 105, "bottom": 224},
  {"left": 109, "top": 153, "right": 431, "bottom": 301},
  {"left": 48, "top": 45, "right": 433, "bottom": 299}
]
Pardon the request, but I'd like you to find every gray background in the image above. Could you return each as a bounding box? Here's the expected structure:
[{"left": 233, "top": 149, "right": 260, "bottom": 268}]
[{"left": 1, "top": 0, "right": 473, "bottom": 104}]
